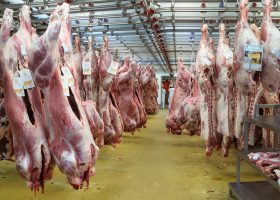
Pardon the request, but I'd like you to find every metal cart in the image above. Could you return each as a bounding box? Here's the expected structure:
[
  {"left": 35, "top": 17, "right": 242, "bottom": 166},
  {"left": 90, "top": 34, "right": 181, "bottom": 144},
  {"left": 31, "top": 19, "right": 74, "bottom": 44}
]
[{"left": 229, "top": 104, "right": 280, "bottom": 200}]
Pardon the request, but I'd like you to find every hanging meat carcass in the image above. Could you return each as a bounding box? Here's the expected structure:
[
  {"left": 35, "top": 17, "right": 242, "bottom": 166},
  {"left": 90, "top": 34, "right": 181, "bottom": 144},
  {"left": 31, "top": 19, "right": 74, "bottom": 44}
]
[
  {"left": 81, "top": 36, "right": 106, "bottom": 147},
  {"left": 109, "top": 96, "right": 123, "bottom": 144},
  {"left": 134, "top": 64, "right": 147, "bottom": 128},
  {"left": 215, "top": 23, "right": 234, "bottom": 157},
  {"left": 195, "top": 24, "right": 218, "bottom": 156},
  {"left": 82, "top": 100, "right": 104, "bottom": 147},
  {"left": 0, "top": 8, "right": 13, "bottom": 76},
  {"left": 73, "top": 36, "right": 83, "bottom": 97},
  {"left": 166, "top": 58, "right": 192, "bottom": 134},
  {"left": 81, "top": 36, "right": 99, "bottom": 102},
  {"left": 28, "top": 3, "right": 99, "bottom": 189},
  {"left": 0, "top": 8, "right": 14, "bottom": 160},
  {"left": 97, "top": 36, "right": 123, "bottom": 146},
  {"left": 3, "top": 6, "right": 55, "bottom": 192},
  {"left": 111, "top": 58, "right": 140, "bottom": 132},
  {"left": 233, "top": 0, "right": 261, "bottom": 148},
  {"left": 177, "top": 65, "right": 200, "bottom": 136},
  {"left": 260, "top": 0, "right": 280, "bottom": 92},
  {"left": 140, "top": 65, "right": 158, "bottom": 115}
]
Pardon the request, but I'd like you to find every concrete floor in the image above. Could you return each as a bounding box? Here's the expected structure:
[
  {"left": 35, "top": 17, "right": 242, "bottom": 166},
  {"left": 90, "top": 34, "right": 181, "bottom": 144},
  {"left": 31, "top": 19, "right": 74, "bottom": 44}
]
[{"left": 0, "top": 110, "right": 262, "bottom": 200}]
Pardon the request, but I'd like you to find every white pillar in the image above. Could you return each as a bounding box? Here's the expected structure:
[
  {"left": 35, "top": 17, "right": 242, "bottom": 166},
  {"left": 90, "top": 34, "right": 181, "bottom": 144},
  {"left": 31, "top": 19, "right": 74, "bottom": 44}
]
[{"left": 156, "top": 74, "right": 162, "bottom": 106}]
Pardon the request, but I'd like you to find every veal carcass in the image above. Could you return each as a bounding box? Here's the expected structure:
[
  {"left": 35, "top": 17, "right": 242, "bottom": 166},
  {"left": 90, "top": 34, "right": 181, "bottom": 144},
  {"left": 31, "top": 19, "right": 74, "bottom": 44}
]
[
  {"left": 195, "top": 24, "right": 218, "bottom": 156},
  {"left": 82, "top": 100, "right": 104, "bottom": 147},
  {"left": 233, "top": 0, "right": 261, "bottom": 147},
  {"left": 111, "top": 58, "right": 140, "bottom": 132},
  {"left": 82, "top": 36, "right": 98, "bottom": 101},
  {"left": 215, "top": 23, "right": 234, "bottom": 157},
  {"left": 80, "top": 36, "right": 104, "bottom": 147},
  {"left": 177, "top": 67, "right": 200, "bottom": 136},
  {"left": 28, "top": 3, "right": 99, "bottom": 189},
  {"left": 97, "top": 36, "right": 122, "bottom": 146},
  {"left": 3, "top": 6, "right": 54, "bottom": 191},
  {"left": 0, "top": 8, "right": 13, "bottom": 76},
  {"left": 166, "top": 58, "right": 192, "bottom": 134},
  {"left": 260, "top": 0, "right": 280, "bottom": 92},
  {"left": 109, "top": 96, "right": 123, "bottom": 145},
  {"left": 73, "top": 36, "right": 83, "bottom": 97},
  {"left": 0, "top": 8, "right": 13, "bottom": 160},
  {"left": 134, "top": 64, "right": 147, "bottom": 128},
  {"left": 140, "top": 65, "right": 158, "bottom": 115}
]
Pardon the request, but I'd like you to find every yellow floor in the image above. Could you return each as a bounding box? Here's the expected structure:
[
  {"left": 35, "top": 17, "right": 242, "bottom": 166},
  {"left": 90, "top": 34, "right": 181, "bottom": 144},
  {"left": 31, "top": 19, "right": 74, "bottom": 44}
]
[{"left": 0, "top": 110, "right": 262, "bottom": 200}]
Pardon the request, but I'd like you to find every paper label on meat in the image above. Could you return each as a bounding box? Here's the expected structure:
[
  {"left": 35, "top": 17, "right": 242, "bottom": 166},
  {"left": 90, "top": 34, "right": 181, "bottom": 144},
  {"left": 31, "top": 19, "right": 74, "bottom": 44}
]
[
  {"left": 20, "top": 45, "right": 27, "bottom": 56},
  {"left": 60, "top": 75, "right": 70, "bottom": 96},
  {"left": 62, "top": 43, "right": 70, "bottom": 54},
  {"left": 19, "top": 69, "right": 35, "bottom": 89},
  {"left": 61, "top": 67, "right": 74, "bottom": 86},
  {"left": 243, "top": 44, "right": 263, "bottom": 71},
  {"left": 82, "top": 61, "right": 91, "bottom": 75},
  {"left": 13, "top": 76, "right": 25, "bottom": 97},
  {"left": 271, "top": 47, "right": 280, "bottom": 59},
  {"left": 107, "top": 61, "right": 119, "bottom": 75}
]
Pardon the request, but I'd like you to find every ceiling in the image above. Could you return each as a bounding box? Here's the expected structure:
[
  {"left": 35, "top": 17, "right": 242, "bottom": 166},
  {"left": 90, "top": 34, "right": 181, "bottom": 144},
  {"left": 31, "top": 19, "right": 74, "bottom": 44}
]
[{"left": 1, "top": 0, "right": 280, "bottom": 75}]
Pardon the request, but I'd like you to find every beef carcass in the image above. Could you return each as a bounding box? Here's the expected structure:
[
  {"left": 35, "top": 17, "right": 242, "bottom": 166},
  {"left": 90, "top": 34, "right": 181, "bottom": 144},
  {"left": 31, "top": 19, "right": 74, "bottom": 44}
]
[
  {"left": 215, "top": 23, "right": 234, "bottom": 157},
  {"left": 3, "top": 6, "right": 54, "bottom": 191},
  {"left": 261, "top": 0, "right": 280, "bottom": 92},
  {"left": 28, "top": 3, "right": 99, "bottom": 189},
  {"left": 166, "top": 58, "right": 192, "bottom": 134},
  {"left": 196, "top": 24, "right": 218, "bottom": 156},
  {"left": 233, "top": 0, "right": 261, "bottom": 148},
  {"left": 111, "top": 58, "right": 140, "bottom": 132},
  {"left": 0, "top": 8, "right": 14, "bottom": 160}
]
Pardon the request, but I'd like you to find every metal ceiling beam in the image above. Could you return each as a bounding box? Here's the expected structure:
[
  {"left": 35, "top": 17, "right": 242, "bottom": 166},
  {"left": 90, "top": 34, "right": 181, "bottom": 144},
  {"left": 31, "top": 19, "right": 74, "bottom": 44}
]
[
  {"left": 171, "top": 0, "right": 177, "bottom": 73},
  {"left": 131, "top": 0, "right": 170, "bottom": 73}
]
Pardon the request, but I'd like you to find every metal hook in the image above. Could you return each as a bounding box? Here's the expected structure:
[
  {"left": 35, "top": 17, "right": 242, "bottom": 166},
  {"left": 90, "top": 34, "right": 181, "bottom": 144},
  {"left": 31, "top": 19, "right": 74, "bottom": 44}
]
[{"left": 202, "top": 17, "right": 205, "bottom": 24}]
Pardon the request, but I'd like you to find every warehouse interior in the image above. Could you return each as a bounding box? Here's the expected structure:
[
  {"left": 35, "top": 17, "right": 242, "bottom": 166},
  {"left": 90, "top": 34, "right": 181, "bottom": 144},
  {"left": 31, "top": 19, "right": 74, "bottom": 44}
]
[{"left": 0, "top": 0, "right": 279, "bottom": 199}]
